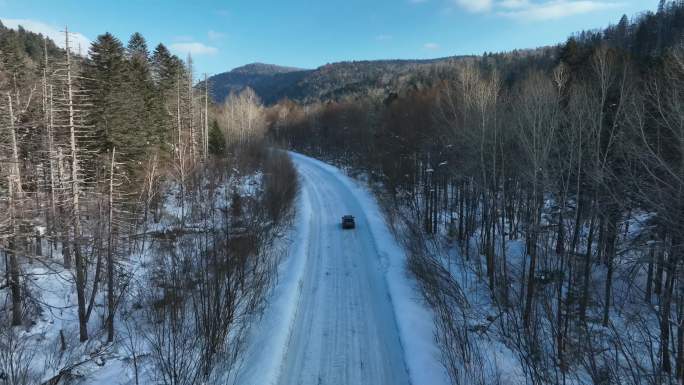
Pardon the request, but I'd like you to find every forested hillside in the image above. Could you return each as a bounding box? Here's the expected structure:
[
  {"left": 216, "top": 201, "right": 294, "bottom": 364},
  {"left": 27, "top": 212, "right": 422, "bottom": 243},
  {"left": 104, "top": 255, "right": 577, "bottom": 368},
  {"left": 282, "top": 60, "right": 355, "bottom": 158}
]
[
  {"left": 201, "top": 62, "right": 309, "bottom": 105},
  {"left": 0, "top": 23, "right": 297, "bottom": 384},
  {"left": 269, "top": 2, "right": 684, "bottom": 384},
  {"left": 204, "top": 56, "right": 474, "bottom": 105}
]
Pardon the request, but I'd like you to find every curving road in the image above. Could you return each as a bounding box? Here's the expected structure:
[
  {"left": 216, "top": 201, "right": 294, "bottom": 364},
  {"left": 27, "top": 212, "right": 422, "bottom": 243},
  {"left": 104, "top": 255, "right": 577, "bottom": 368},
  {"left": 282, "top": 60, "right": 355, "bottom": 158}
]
[{"left": 278, "top": 153, "right": 411, "bottom": 385}]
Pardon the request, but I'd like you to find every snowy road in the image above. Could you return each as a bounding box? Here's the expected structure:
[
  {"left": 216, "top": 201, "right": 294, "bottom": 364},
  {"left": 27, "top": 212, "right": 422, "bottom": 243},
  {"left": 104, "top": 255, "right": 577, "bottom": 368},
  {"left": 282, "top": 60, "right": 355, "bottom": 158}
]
[{"left": 277, "top": 154, "right": 411, "bottom": 385}]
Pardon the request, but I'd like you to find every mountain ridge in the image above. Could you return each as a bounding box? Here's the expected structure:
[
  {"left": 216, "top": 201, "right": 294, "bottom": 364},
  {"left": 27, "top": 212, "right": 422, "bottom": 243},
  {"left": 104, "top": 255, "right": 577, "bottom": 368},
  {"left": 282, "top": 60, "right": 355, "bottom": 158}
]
[
  {"left": 229, "top": 62, "right": 307, "bottom": 75},
  {"left": 204, "top": 55, "right": 475, "bottom": 105}
]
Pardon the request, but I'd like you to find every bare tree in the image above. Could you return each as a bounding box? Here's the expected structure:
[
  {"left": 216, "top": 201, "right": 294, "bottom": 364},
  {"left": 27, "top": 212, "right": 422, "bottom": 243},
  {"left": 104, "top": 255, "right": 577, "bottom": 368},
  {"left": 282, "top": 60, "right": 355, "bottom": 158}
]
[{"left": 514, "top": 70, "right": 560, "bottom": 328}]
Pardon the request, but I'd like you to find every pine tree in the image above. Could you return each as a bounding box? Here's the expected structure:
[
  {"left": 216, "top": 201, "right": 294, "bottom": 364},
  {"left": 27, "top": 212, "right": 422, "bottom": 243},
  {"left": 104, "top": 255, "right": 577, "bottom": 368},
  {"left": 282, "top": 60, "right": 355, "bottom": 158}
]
[
  {"left": 616, "top": 14, "right": 629, "bottom": 49},
  {"left": 151, "top": 43, "right": 180, "bottom": 91},
  {"left": 127, "top": 32, "right": 149, "bottom": 61},
  {"left": 208, "top": 119, "right": 225, "bottom": 157},
  {"left": 151, "top": 43, "right": 183, "bottom": 151},
  {"left": 87, "top": 32, "right": 153, "bottom": 174},
  {"left": 86, "top": 33, "right": 127, "bottom": 152},
  {"left": 657, "top": 0, "right": 667, "bottom": 53},
  {"left": 658, "top": 0, "right": 666, "bottom": 14},
  {"left": 125, "top": 33, "right": 161, "bottom": 152},
  {"left": 127, "top": 33, "right": 151, "bottom": 87}
]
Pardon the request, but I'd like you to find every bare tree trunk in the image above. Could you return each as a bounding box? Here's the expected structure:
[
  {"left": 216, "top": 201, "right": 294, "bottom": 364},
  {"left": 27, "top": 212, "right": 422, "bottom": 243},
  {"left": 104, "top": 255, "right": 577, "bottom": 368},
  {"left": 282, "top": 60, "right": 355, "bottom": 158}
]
[
  {"left": 48, "top": 85, "right": 58, "bottom": 254},
  {"left": 204, "top": 73, "right": 209, "bottom": 159},
  {"left": 661, "top": 251, "right": 675, "bottom": 374},
  {"left": 177, "top": 72, "right": 182, "bottom": 152},
  {"left": 579, "top": 209, "right": 596, "bottom": 324},
  {"left": 56, "top": 148, "right": 71, "bottom": 268},
  {"left": 7, "top": 93, "right": 23, "bottom": 326},
  {"left": 187, "top": 55, "right": 197, "bottom": 162},
  {"left": 107, "top": 148, "right": 116, "bottom": 343},
  {"left": 8, "top": 196, "right": 22, "bottom": 327},
  {"left": 65, "top": 28, "right": 88, "bottom": 342},
  {"left": 602, "top": 207, "right": 619, "bottom": 326},
  {"left": 523, "top": 194, "right": 539, "bottom": 328},
  {"left": 676, "top": 281, "right": 684, "bottom": 382},
  {"left": 646, "top": 242, "right": 655, "bottom": 303}
]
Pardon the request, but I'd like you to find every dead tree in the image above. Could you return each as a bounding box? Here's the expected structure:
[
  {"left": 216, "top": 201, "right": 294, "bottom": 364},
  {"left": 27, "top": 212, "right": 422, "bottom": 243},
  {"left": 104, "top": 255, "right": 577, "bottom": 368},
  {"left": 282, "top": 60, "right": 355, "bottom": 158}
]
[
  {"left": 5, "top": 93, "right": 23, "bottom": 326},
  {"left": 106, "top": 147, "right": 116, "bottom": 342},
  {"left": 51, "top": 27, "right": 94, "bottom": 342}
]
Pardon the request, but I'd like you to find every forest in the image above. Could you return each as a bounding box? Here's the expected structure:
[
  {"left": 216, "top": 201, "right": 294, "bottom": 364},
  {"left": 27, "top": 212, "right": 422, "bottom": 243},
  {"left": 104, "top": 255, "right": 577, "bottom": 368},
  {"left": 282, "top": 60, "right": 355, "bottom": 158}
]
[
  {"left": 267, "top": 2, "right": 684, "bottom": 385},
  {"left": 3, "top": 1, "right": 684, "bottom": 384},
  {"left": 0, "top": 21, "right": 297, "bottom": 384}
]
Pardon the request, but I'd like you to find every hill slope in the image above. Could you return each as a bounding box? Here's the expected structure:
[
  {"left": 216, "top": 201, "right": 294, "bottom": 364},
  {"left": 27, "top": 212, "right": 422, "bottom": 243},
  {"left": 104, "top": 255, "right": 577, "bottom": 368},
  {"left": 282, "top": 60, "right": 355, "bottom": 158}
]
[
  {"left": 204, "top": 63, "right": 311, "bottom": 105},
  {"left": 205, "top": 56, "right": 473, "bottom": 105}
]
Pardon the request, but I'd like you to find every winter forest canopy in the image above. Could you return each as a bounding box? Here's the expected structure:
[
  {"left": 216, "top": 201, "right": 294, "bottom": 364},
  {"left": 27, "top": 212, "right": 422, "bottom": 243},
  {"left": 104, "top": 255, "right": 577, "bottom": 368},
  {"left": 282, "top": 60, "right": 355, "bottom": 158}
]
[{"left": 2, "top": 1, "right": 684, "bottom": 385}]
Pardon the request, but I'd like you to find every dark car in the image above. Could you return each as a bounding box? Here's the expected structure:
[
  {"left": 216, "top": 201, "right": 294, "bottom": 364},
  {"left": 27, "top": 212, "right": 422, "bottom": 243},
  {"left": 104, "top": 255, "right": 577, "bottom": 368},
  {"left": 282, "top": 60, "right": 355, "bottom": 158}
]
[{"left": 341, "top": 215, "right": 356, "bottom": 229}]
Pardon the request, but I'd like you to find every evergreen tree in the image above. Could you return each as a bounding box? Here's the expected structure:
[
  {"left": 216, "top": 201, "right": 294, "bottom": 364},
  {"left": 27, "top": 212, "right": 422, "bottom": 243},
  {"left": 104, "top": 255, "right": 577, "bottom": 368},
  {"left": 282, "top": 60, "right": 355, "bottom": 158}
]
[
  {"left": 152, "top": 43, "right": 185, "bottom": 98},
  {"left": 616, "top": 14, "right": 629, "bottom": 49},
  {"left": 86, "top": 33, "right": 128, "bottom": 152},
  {"left": 125, "top": 32, "right": 161, "bottom": 149},
  {"left": 86, "top": 32, "right": 159, "bottom": 175},
  {"left": 658, "top": 0, "right": 667, "bottom": 53},
  {"left": 151, "top": 43, "right": 184, "bottom": 150},
  {"left": 658, "top": 0, "right": 667, "bottom": 14},
  {"left": 127, "top": 32, "right": 149, "bottom": 62},
  {"left": 151, "top": 43, "right": 179, "bottom": 88},
  {"left": 208, "top": 119, "right": 226, "bottom": 157}
]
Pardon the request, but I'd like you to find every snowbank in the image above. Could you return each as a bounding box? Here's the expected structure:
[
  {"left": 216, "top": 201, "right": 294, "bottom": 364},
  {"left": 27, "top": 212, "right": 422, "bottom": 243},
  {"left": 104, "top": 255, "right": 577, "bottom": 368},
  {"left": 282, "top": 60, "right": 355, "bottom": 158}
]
[
  {"left": 232, "top": 181, "right": 313, "bottom": 385},
  {"left": 288, "top": 152, "right": 449, "bottom": 385}
]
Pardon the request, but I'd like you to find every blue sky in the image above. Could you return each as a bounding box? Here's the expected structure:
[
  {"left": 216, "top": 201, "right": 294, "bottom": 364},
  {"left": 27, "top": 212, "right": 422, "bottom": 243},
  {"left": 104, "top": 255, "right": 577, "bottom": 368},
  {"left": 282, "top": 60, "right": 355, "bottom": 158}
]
[{"left": 1, "top": 0, "right": 655, "bottom": 76}]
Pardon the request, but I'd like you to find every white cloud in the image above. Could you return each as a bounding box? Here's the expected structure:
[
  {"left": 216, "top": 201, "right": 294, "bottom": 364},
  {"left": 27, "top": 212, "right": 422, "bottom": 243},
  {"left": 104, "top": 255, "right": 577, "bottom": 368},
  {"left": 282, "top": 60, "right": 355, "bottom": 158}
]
[
  {"left": 1, "top": 18, "right": 91, "bottom": 55},
  {"left": 173, "top": 35, "right": 194, "bottom": 42},
  {"left": 170, "top": 42, "right": 218, "bottom": 56},
  {"left": 454, "top": 0, "right": 493, "bottom": 13},
  {"left": 424, "top": 42, "right": 440, "bottom": 50},
  {"left": 208, "top": 30, "right": 225, "bottom": 41},
  {"left": 449, "top": 0, "right": 621, "bottom": 19},
  {"left": 498, "top": 0, "right": 530, "bottom": 9},
  {"left": 498, "top": 0, "right": 621, "bottom": 21}
]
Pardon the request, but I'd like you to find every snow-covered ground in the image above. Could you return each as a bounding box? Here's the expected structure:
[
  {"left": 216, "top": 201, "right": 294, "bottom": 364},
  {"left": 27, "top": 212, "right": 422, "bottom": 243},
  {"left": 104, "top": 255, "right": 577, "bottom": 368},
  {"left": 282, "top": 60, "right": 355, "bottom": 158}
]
[
  {"left": 236, "top": 152, "right": 447, "bottom": 385},
  {"left": 3, "top": 153, "right": 447, "bottom": 385}
]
